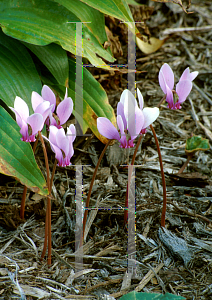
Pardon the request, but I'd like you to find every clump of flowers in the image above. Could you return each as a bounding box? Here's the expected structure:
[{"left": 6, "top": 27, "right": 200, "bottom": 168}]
[
  {"left": 32, "top": 85, "right": 73, "bottom": 129},
  {"left": 10, "top": 95, "right": 53, "bottom": 142},
  {"left": 97, "top": 89, "right": 159, "bottom": 147},
  {"left": 159, "top": 63, "right": 198, "bottom": 109}
]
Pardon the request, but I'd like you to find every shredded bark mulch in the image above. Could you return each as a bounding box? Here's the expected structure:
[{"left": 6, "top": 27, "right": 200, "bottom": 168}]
[{"left": 0, "top": 0, "right": 212, "bottom": 299}]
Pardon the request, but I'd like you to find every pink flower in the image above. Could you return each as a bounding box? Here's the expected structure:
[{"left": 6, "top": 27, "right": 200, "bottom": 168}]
[
  {"left": 46, "top": 125, "right": 76, "bottom": 167},
  {"left": 32, "top": 85, "right": 73, "bottom": 129},
  {"left": 10, "top": 96, "right": 53, "bottom": 142},
  {"left": 97, "top": 89, "right": 159, "bottom": 148},
  {"left": 159, "top": 63, "right": 198, "bottom": 109}
]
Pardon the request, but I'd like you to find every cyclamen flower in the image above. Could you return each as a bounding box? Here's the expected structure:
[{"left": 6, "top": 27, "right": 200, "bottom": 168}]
[
  {"left": 159, "top": 63, "right": 198, "bottom": 110},
  {"left": 32, "top": 85, "right": 73, "bottom": 129},
  {"left": 97, "top": 89, "right": 159, "bottom": 148},
  {"left": 46, "top": 125, "right": 76, "bottom": 167},
  {"left": 10, "top": 96, "right": 53, "bottom": 142}
]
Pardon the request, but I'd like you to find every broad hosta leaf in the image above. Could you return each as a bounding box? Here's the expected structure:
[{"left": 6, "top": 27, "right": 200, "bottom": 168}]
[
  {"left": 0, "top": 0, "right": 115, "bottom": 69},
  {"left": 0, "top": 30, "right": 41, "bottom": 114},
  {"left": 24, "top": 43, "right": 69, "bottom": 86},
  {"left": 186, "top": 135, "right": 210, "bottom": 153},
  {"left": 54, "top": 0, "right": 108, "bottom": 46},
  {"left": 79, "top": 0, "right": 134, "bottom": 23},
  {"left": 0, "top": 106, "right": 48, "bottom": 195},
  {"left": 120, "top": 291, "right": 185, "bottom": 300},
  {"left": 45, "top": 57, "right": 116, "bottom": 144}
]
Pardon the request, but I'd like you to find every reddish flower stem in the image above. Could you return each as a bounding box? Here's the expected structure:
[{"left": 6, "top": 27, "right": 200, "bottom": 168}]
[
  {"left": 41, "top": 159, "right": 57, "bottom": 263},
  {"left": 20, "top": 139, "right": 39, "bottom": 219},
  {"left": 82, "top": 141, "right": 111, "bottom": 245},
  {"left": 38, "top": 131, "right": 52, "bottom": 266},
  {"left": 150, "top": 124, "right": 167, "bottom": 227},
  {"left": 124, "top": 134, "right": 143, "bottom": 225}
]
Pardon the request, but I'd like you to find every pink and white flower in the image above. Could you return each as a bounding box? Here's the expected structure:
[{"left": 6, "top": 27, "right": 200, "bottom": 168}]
[
  {"left": 46, "top": 125, "right": 76, "bottom": 167},
  {"left": 10, "top": 96, "right": 53, "bottom": 142},
  {"left": 97, "top": 89, "right": 159, "bottom": 148},
  {"left": 159, "top": 63, "right": 198, "bottom": 110}
]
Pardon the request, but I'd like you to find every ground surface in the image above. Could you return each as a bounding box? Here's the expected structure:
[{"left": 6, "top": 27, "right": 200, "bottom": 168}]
[{"left": 0, "top": 0, "right": 212, "bottom": 299}]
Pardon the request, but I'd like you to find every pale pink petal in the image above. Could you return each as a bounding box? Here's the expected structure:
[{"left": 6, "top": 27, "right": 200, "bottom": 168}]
[
  {"left": 67, "top": 124, "right": 76, "bottom": 143},
  {"left": 165, "top": 83, "right": 174, "bottom": 109},
  {"left": 34, "top": 101, "right": 51, "bottom": 115},
  {"left": 27, "top": 113, "right": 43, "bottom": 135},
  {"left": 56, "top": 97, "right": 73, "bottom": 125},
  {"left": 9, "top": 107, "right": 23, "bottom": 129},
  {"left": 41, "top": 85, "right": 56, "bottom": 112},
  {"left": 176, "top": 80, "right": 192, "bottom": 104},
  {"left": 128, "top": 108, "right": 144, "bottom": 140},
  {"left": 49, "top": 125, "right": 59, "bottom": 146},
  {"left": 14, "top": 96, "right": 29, "bottom": 122},
  {"left": 97, "top": 117, "right": 120, "bottom": 141},
  {"left": 19, "top": 120, "right": 28, "bottom": 141},
  {"left": 31, "top": 92, "right": 44, "bottom": 112},
  {"left": 159, "top": 63, "right": 174, "bottom": 92},
  {"left": 179, "top": 67, "right": 190, "bottom": 81},
  {"left": 189, "top": 71, "right": 198, "bottom": 81},
  {"left": 117, "top": 102, "right": 127, "bottom": 129},
  {"left": 56, "top": 128, "right": 69, "bottom": 156},
  {"left": 142, "top": 107, "right": 159, "bottom": 129}
]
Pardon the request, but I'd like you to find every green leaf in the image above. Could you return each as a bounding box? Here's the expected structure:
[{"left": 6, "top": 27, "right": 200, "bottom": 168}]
[
  {"left": 24, "top": 43, "right": 69, "bottom": 86},
  {"left": 0, "top": 106, "right": 48, "bottom": 195},
  {"left": 54, "top": 0, "right": 108, "bottom": 46},
  {"left": 0, "top": 0, "right": 115, "bottom": 68},
  {"left": 120, "top": 291, "right": 185, "bottom": 300},
  {"left": 44, "top": 57, "right": 116, "bottom": 144},
  {"left": 186, "top": 135, "right": 210, "bottom": 153},
  {"left": 0, "top": 30, "right": 42, "bottom": 114},
  {"left": 79, "top": 0, "right": 134, "bottom": 23}
]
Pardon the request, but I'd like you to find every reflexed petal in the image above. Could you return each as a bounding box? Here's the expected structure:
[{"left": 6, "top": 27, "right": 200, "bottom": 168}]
[
  {"left": 19, "top": 120, "right": 28, "bottom": 141},
  {"left": 137, "top": 88, "right": 144, "bottom": 110},
  {"left": 97, "top": 117, "right": 120, "bottom": 140},
  {"left": 117, "top": 115, "right": 124, "bottom": 136},
  {"left": 142, "top": 107, "right": 159, "bottom": 129},
  {"left": 42, "top": 85, "right": 56, "bottom": 112},
  {"left": 117, "top": 102, "right": 127, "bottom": 128},
  {"left": 49, "top": 125, "right": 59, "bottom": 146},
  {"left": 179, "top": 68, "right": 198, "bottom": 82},
  {"left": 189, "top": 71, "right": 198, "bottom": 81},
  {"left": 165, "top": 83, "right": 174, "bottom": 108},
  {"left": 27, "top": 113, "right": 43, "bottom": 134},
  {"left": 67, "top": 124, "right": 76, "bottom": 143},
  {"left": 179, "top": 67, "right": 190, "bottom": 81},
  {"left": 9, "top": 107, "right": 23, "bottom": 129},
  {"left": 159, "top": 63, "right": 174, "bottom": 92},
  {"left": 120, "top": 89, "right": 138, "bottom": 108},
  {"left": 31, "top": 92, "right": 44, "bottom": 112},
  {"left": 56, "top": 128, "right": 69, "bottom": 156},
  {"left": 176, "top": 80, "right": 192, "bottom": 104},
  {"left": 34, "top": 101, "right": 51, "bottom": 115},
  {"left": 128, "top": 108, "right": 144, "bottom": 139},
  {"left": 56, "top": 97, "right": 73, "bottom": 125},
  {"left": 14, "top": 96, "right": 29, "bottom": 121}
]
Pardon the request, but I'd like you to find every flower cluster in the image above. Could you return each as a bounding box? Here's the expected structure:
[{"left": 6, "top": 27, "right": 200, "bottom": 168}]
[
  {"left": 10, "top": 86, "right": 76, "bottom": 166},
  {"left": 97, "top": 89, "right": 159, "bottom": 148},
  {"left": 159, "top": 63, "right": 198, "bottom": 110}
]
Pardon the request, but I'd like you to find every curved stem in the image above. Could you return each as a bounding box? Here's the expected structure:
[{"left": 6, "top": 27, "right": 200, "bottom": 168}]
[
  {"left": 177, "top": 153, "right": 195, "bottom": 174},
  {"left": 157, "top": 95, "right": 166, "bottom": 108},
  {"left": 38, "top": 131, "right": 51, "bottom": 266},
  {"left": 82, "top": 141, "right": 111, "bottom": 243},
  {"left": 124, "top": 134, "right": 143, "bottom": 225},
  {"left": 150, "top": 125, "right": 167, "bottom": 227},
  {"left": 20, "top": 139, "right": 39, "bottom": 219},
  {"left": 40, "top": 159, "right": 57, "bottom": 262}
]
